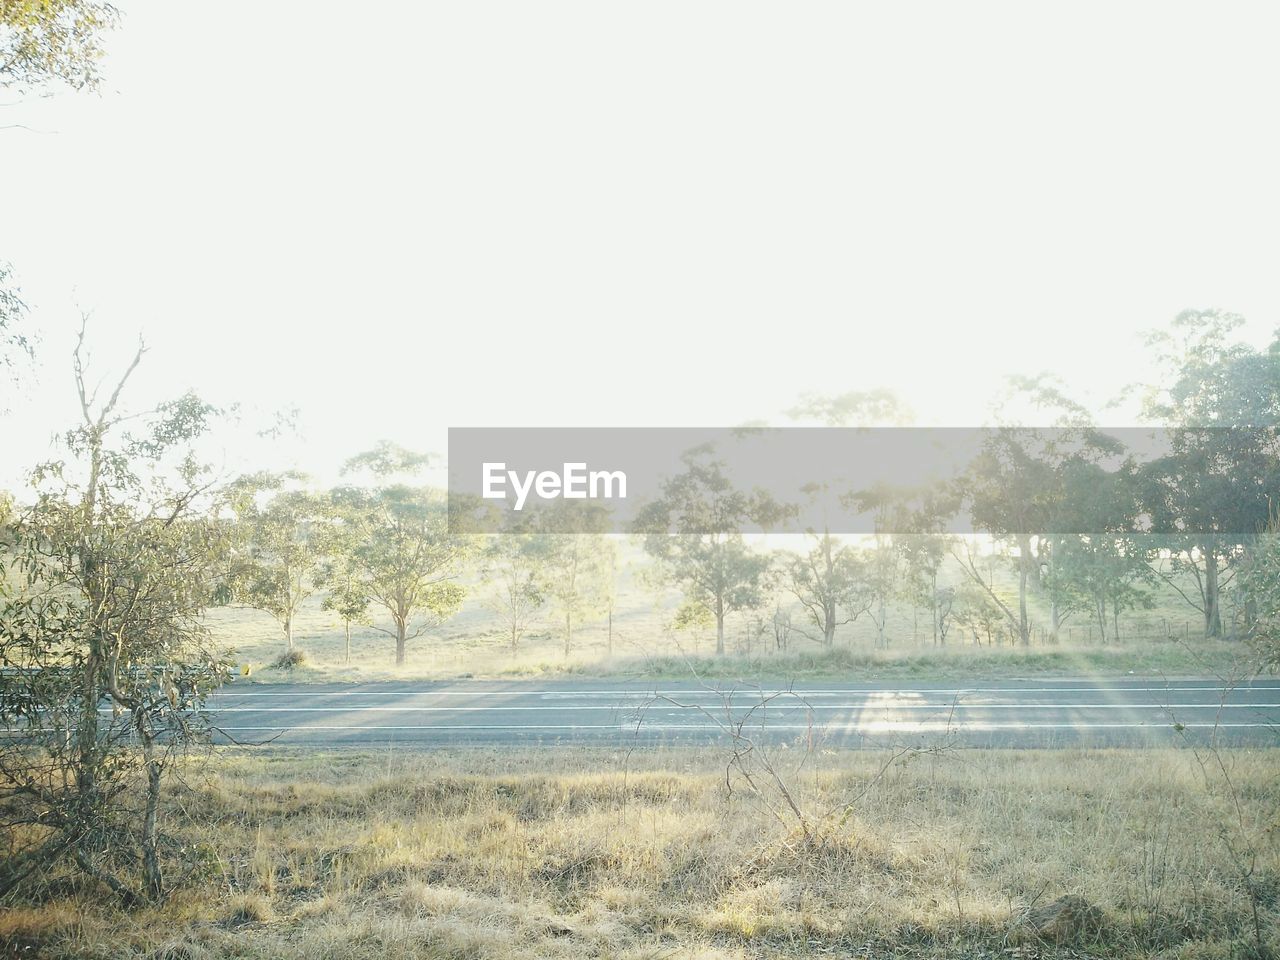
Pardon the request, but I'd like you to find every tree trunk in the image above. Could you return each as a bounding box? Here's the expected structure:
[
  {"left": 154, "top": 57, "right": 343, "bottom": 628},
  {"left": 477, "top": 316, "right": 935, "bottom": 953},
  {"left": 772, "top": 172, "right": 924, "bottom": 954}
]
[
  {"left": 1204, "top": 550, "right": 1223, "bottom": 638},
  {"left": 715, "top": 598, "right": 725, "bottom": 655},
  {"left": 395, "top": 618, "right": 407, "bottom": 666},
  {"left": 1019, "top": 535, "right": 1042, "bottom": 603},
  {"left": 564, "top": 611, "right": 573, "bottom": 658},
  {"left": 1018, "top": 561, "right": 1029, "bottom": 645},
  {"left": 73, "top": 428, "right": 105, "bottom": 899},
  {"left": 931, "top": 572, "right": 939, "bottom": 647},
  {"left": 344, "top": 621, "right": 351, "bottom": 664},
  {"left": 140, "top": 731, "right": 163, "bottom": 901},
  {"left": 284, "top": 614, "right": 293, "bottom": 651}
]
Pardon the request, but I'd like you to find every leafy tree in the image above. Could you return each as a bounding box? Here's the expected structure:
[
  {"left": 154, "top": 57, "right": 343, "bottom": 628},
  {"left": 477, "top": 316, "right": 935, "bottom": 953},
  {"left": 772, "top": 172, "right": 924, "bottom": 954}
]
[
  {"left": 861, "top": 537, "right": 899, "bottom": 648},
  {"left": 782, "top": 480, "right": 871, "bottom": 648},
  {"left": 889, "top": 485, "right": 960, "bottom": 646},
  {"left": 1000, "top": 376, "right": 1131, "bottom": 637},
  {"left": 847, "top": 483, "right": 924, "bottom": 648},
  {"left": 541, "top": 502, "right": 614, "bottom": 658},
  {"left": 842, "top": 484, "right": 903, "bottom": 648},
  {"left": 783, "top": 390, "right": 917, "bottom": 648},
  {"left": 316, "top": 500, "right": 371, "bottom": 665},
  {"left": 784, "top": 533, "right": 870, "bottom": 647},
  {"left": 481, "top": 524, "right": 547, "bottom": 654},
  {"left": 1240, "top": 519, "right": 1280, "bottom": 671},
  {"left": 0, "top": 324, "right": 230, "bottom": 904},
  {"left": 338, "top": 448, "right": 473, "bottom": 667},
  {"left": 636, "top": 454, "right": 782, "bottom": 655},
  {"left": 226, "top": 476, "right": 329, "bottom": 653},
  {"left": 953, "top": 579, "right": 1006, "bottom": 645},
  {"left": 1138, "top": 310, "right": 1280, "bottom": 638},
  {"left": 319, "top": 562, "right": 370, "bottom": 665},
  {"left": 1, "top": 0, "right": 119, "bottom": 93},
  {"left": 1056, "top": 535, "right": 1155, "bottom": 642},
  {"left": 959, "top": 430, "right": 1056, "bottom": 645},
  {"left": 953, "top": 537, "right": 1030, "bottom": 647},
  {"left": 1046, "top": 461, "right": 1155, "bottom": 642}
]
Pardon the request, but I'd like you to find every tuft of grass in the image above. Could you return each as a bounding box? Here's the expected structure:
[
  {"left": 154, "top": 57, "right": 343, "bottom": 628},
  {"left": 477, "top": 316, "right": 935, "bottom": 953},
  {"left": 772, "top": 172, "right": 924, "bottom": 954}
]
[{"left": 221, "top": 893, "right": 276, "bottom": 926}]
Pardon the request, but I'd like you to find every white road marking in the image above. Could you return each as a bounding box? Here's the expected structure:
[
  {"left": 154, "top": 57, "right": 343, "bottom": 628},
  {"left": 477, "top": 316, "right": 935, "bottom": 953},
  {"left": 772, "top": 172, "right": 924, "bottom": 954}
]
[
  {"left": 211, "top": 721, "right": 1278, "bottom": 732},
  {"left": 210, "top": 684, "right": 1280, "bottom": 698},
  {"left": 183, "top": 702, "right": 1280, "bottom": 713}
]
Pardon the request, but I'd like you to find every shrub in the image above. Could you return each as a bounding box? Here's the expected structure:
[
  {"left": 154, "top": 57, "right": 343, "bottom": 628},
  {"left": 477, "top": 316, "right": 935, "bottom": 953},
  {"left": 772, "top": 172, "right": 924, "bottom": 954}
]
[{"left": 270, "top": 648, "right": 307, "bottom": 670}]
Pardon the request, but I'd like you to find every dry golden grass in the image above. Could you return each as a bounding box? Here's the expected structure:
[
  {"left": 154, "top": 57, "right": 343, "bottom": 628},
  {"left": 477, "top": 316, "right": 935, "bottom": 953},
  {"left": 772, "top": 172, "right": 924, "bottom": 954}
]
[
  {"left": 3, "top": 746, "right": 1278, "bottom": 959},
  {"left": 210, "top": 592, "right": 1250, "bottom": 685},
  {"left": 204, "top": 538, "right": 1254, "bottom": 686}
]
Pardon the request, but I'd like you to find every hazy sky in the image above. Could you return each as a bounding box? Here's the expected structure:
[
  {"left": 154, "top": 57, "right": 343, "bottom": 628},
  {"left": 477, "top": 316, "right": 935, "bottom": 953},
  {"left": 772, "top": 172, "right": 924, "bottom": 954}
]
[{"left": 3, "top": 1, "right": 1279, "bottom": 488}]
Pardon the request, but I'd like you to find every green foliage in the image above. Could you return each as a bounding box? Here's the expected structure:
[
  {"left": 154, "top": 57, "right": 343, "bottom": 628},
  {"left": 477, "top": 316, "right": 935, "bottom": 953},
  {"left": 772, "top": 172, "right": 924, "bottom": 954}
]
[
  {"left": 334, "top": 461, "right": 472, "bottom": 666},
  {"left": 0, "top": 262, "right": 32, "bottom": 403},
  {"left": 672, "top": 600, "right": 714, "bottom": 633},
  {"left": 225, "top": 476, "right": 331, "bottom": 651},
  {"left": 481, "top": 522, "right": 548, "bottom": 653},
  {"left": 539, "top": 502, "right": 614, "bottom": 657},
  {"left": 785, "top": 388, "right": 914, "bottom": 426},
  {"left": 952, "top": 580, "right": 1006, "bottom": 645},
  {"left": 342, "top": 440, "right": 434, "bottom": 479},
  {"left": 885, "top": 487, "right": 961, "bottom": 645},
  {"left": 312, "top": 489, "right": 374, "bottom": 665},
  {"left": 0, "top": 0, "right": 119, "bottom": 92},
  {"left": 1044, "top": 463, "right": 1155, "bottom": 641},
  {"left": 636, "top": 455, "right": 780, "bottom": 655},
  {"left": 1241, "top": 523, "right": 1280, "bottom": 671},
  {"left": 784, "top": 534, "right": 870, "bottom": 647},
  {"left": 0, "top": 326, "right": 231, "bottom": 904},
  {"left": 1137, "top": 311, "right": 1280, "bottom": 638}
]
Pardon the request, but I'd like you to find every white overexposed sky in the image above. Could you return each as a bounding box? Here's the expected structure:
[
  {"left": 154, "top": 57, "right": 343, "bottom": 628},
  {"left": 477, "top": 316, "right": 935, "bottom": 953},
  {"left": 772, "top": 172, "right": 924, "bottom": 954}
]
[{"left": 2, "top": 1, "right": 1279, "bottom": 489}]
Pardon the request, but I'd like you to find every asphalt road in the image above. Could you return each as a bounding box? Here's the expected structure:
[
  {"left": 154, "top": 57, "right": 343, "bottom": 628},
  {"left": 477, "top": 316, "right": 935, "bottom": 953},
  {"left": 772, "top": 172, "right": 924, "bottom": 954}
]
[{"left": 204, "top": 677, "right": 1280, "bottom": 749}]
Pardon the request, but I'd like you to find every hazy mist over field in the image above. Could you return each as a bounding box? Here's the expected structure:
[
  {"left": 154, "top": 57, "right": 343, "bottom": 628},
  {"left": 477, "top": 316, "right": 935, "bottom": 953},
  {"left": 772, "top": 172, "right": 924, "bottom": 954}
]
[{"left": 4, "top": 2, "right": 1280, "bottom": 490}]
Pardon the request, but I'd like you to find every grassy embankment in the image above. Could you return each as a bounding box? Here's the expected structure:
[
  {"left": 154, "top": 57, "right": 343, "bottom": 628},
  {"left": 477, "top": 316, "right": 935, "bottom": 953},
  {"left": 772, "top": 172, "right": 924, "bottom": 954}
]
[
  {"left": 209, "top": 586, "right": 1256, "bottom": 686},
  {"left": 3, "top": 747, "right": 1277, "bottom": 959}
]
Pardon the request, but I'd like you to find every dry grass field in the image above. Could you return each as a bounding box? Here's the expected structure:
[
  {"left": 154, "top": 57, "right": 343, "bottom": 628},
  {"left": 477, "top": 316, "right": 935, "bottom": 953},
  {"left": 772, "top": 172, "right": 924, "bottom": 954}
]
[
  {"left": 3, "top": 746, "right": 1277, "bottom": 959},
  {"left": 207, "top": 579, "right": 1253, "bottom": 686}
]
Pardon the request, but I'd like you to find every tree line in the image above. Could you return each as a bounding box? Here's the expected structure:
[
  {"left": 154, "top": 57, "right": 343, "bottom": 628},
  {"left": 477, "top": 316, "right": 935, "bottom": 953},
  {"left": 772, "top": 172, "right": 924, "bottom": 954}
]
[{"left": 215, "top": 311, "right": 1280, "bottom": 662}]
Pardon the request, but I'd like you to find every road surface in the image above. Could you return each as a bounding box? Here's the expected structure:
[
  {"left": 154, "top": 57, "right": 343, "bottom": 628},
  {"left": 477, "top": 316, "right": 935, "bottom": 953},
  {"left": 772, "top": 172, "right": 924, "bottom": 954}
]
[{"left": 204, "top": 677, "right": 1280, "bottom": 749}]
